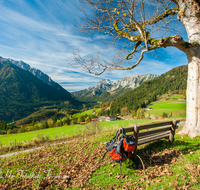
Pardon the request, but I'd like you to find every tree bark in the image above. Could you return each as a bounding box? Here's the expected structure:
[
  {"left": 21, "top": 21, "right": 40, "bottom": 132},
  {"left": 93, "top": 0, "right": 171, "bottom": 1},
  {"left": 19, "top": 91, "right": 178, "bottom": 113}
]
[
  {"left": 177, "top": 0, "right": 200, "bottom": 138},
  {"left": 179, "top": 54, "right": 200, "bottom": 138}
]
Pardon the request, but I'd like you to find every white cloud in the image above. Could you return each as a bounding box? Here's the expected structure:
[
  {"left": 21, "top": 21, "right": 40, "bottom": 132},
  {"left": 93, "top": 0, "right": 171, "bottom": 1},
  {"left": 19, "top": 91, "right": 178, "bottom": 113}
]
[{"left": 0, "top": 1, "right": 188, "bottom": 92}]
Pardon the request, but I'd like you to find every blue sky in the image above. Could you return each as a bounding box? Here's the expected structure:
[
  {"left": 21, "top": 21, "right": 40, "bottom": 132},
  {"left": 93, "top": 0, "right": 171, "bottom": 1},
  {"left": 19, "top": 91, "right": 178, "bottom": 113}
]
[{"left": 0, "top": 0, "right": 188, "bottom": 91}]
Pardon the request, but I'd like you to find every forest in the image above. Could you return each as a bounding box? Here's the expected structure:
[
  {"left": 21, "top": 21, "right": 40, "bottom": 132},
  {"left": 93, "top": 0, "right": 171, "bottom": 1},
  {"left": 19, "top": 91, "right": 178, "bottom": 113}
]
[{"left": 102, "top": 65, "right": 187, "bottom": 116}]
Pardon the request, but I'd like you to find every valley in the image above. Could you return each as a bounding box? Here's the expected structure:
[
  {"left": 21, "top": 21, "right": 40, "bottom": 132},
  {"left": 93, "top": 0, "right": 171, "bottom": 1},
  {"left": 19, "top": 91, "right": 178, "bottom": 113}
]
[
  {"left": 1, "top": 0, "right": 200, "bottom": 188},
  {"left": 0, "top": 93, "right": 186, "bottom": 153},
  {"left": 0, "top": 58, "right": 197, "bottom": 190},
  {"left": 0, "top": 57, "right": 187, "bottom": 142}
]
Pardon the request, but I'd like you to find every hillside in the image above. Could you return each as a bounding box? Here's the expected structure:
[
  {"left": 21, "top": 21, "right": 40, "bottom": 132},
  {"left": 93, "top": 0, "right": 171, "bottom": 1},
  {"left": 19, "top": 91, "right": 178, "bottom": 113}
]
[
  {"left": 0, "top": 131, "right": 200, "bottom": 189},
  {"left": 0, "top": 56, "right": 60, "bottom": 88},
  {"left": 107, "top": 65, "right": 187, "bottom": 115},
  {"left": 72, "top": 74, "right": 158, "bottom": 103},
  {"left": 146, "top": 94, "right": 186, "bottom": 118},
  {"left": 0, "top": 61, "right": 80, "bottom": 121}
]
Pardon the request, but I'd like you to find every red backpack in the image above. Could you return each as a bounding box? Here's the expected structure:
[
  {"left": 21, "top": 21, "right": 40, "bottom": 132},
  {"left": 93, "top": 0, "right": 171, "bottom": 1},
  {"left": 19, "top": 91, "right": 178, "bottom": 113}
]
[{"left": 106, "top": 128, "right": 136, "bottom": 173}]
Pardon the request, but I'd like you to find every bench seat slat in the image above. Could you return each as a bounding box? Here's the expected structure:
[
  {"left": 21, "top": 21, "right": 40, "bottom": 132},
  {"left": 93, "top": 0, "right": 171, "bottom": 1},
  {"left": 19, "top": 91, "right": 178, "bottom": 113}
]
[{"left": 138, "top": 131, "right": 170, "bottom": 145}]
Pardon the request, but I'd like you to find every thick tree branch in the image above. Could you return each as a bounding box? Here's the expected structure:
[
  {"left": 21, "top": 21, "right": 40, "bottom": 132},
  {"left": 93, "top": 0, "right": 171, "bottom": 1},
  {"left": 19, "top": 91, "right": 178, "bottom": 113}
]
[
  {"left": 126, "top": 41, "right": 142, "bottom": 60},
  {"left": 87, "top": 49, "right": 148, "bottom": 75},
  {"left": 125, "top": 8, "right": 179, "bottom": 31},
  {"left": 70, "top": 0, "right": 190, "bottom": 76},
  {"left": 109, "top": 49, "right": 148, "bottom": 71},
  {"left": 144, "top": 8, "right": 179, "bottom": 25},
  {"left": 113, "top": 19, "right": 143, "bottom": 41},
  {"left": 114, "top": 17, "right": 191, "bottom": 53},
  {"left": 148, "top": 35, "right": 194, "bottom": 53},
  {"left": 81, "top": 34, "right": 194, "bottom": 76}
]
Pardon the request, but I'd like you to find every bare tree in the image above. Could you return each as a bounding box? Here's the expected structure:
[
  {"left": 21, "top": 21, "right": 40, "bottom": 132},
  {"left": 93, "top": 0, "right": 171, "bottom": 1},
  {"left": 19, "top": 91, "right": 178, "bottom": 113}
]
[{"left": 69, "top": 0, "right": 200, "bottom": 138}]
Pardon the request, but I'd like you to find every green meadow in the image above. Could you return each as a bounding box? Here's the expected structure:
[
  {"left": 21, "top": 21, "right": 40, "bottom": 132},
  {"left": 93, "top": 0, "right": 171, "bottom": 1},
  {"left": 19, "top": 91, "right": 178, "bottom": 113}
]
[
  {"left": 0, "top": 95, "right": 186, "bottom": 147},
  {"left": 72, "top": 108, "right": 101, "bottom": 117},
  {"left": 0, "top": 118, "right": 163, "bottom": 147},
  {"left": 0, "top": 124, "right": 84, "bottom": 146},
  {"left": 146, "top": 97, "right": 186, "bottom": 118}
]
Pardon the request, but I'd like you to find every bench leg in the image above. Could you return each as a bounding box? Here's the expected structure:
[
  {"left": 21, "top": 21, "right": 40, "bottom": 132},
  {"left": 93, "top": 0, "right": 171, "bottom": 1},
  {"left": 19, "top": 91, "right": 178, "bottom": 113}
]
[
  {"left": 132, "top": 146, "right": 138, "bottom": 158},
  {"left": 129, "top": 152, "right": 140, "bottom": 169},
  {"left": 169, "top": 119, "right": 177, "bottom": 143},
  {"left": 133, "top": 124, "right": 139, "bottom": 157}
]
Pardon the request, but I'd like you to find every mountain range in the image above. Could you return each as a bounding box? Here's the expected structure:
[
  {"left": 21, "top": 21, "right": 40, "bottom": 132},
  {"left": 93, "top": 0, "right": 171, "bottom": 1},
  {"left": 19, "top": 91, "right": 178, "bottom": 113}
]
[
  {"left": 72, "top": 74, "right": 158, "bottom": 103},
  {"left": 0, "top": 56, "right": 58, "bottom": 88},
  {"left": 0, "top": 56, "right": 187, "bottom": 123},
  {"left": 0, "top": 57, "right": 79, "bottom": 121},
  {"left": 106, "top": 65, "right": 187, "bottom": 116}
]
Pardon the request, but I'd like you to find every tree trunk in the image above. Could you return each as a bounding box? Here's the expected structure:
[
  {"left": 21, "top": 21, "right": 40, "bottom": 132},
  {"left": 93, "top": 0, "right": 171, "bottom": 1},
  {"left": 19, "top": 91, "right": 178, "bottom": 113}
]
[
  {"left": 179, "top": 54, "right": 200, "bottom": 138},
  {"left": 177, "top": 0, "right": 200, "bottom": 137}
]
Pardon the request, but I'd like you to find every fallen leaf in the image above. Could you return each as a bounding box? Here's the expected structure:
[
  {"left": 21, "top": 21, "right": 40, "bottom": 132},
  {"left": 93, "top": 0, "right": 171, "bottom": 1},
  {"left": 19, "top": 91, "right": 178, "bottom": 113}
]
[{"left": 171, "top": 158, "right": 176, "bottom": 163}]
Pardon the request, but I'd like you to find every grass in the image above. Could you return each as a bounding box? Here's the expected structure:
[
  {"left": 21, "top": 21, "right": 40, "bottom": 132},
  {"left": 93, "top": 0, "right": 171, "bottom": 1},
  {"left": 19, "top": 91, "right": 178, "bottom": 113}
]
[
  {"left": 100, "top": 119, "right": 154, "bottom": 130},
  {"left": 146, "top": 99, "right": 186, "bottom": 117},
  {"left": 0, "top": 128, "right": 199, "bottom": 189},
  {"left": 72, "top": 108, "right": 101, "bottom": 117},
  {"left": 168, "top": 114, "right": 186, "bottom": 119},
  {"left": 168, "top": 95, "right": 184, "bottom": 100},
  {"left": 1, "top": 94, "right": 186, "bottom": 149},
  {"left": 0, "top": 124, "right": 85, "bottom": 147},
  {"left": 90, "top": 134, "right": 200, "bottom": 189},
  {"left": 0, "top": 118, "right": 167, "bottom": 148}
]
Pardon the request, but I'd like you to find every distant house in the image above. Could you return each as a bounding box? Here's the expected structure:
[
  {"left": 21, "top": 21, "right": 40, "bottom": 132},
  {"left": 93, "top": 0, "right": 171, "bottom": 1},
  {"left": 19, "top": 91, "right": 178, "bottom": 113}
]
[
  {"left": 0, "top": 130, "right": 6, "bottom": 134},
  {"left": 156, "top": 116, "right": 165, "bottom": 120},
  {"left": 91, "top": 118, "right": 98, "bottom": 122},
  {"left": 91, "top": 110, "right": 96, "bottom": 114},
  {"left": 99, "top": 115, "right": 121, "bottom": 121},
  {"left": 150, "top": 115, "right": 156, "bottom": 119},
  {"left": 106, "top": 115, "right": 119, "bottom": 121},
  {"left": 145, "top": 107, "right": 153, "bottom": 111},
  {"left": 117, "top": 116, "right": 122, "bottom": 120},
  {"left": 98, "top": 116, "right": 107, "bottom": 122},
  {"left": 80, "top": 122, "right": 87, "bottom": 125}
]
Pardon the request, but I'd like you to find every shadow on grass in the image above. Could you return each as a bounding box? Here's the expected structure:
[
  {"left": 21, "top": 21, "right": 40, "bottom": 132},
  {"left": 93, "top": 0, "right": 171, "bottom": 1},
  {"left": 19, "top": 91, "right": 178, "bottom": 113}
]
[{"left": 127, "top": 136, "right": 200, "bottom": 170}]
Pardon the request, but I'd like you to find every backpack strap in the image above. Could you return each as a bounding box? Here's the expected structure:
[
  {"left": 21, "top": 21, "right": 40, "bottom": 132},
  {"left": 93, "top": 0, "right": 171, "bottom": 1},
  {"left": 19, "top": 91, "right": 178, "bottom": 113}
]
[
  {"left": 106, "top": 130, "right": 120, "bottom": 151},
  {"left": 110, "top": 130, "right": 120, "bottom": 144},
  {"left": 97, "top": 150, "right": 108, "bottom": 168},
  {"left": 120, "top": 160, "right": 122, "bottom": 175},
  {"left": 120, "top": 127, "right": 126, "bottom": 138}
]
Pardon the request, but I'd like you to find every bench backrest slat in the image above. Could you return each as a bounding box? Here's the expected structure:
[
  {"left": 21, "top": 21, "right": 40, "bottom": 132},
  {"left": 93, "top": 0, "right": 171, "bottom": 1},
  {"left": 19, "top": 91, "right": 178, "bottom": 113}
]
[
  {"left": 138, "top": 126, "right": 171, "bottom": 138},
  {"left": 123, "top": 127, "right": 135, "bottom": 133},
  {"left": 137, "top": 121, "right": 173, "bottom": 131}
]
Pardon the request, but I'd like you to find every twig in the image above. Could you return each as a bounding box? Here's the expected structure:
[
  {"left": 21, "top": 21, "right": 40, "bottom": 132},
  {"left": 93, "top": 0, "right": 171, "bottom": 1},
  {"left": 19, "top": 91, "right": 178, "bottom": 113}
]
[{"left": 137, "top": 155, "right": 145, "bottom": 174}]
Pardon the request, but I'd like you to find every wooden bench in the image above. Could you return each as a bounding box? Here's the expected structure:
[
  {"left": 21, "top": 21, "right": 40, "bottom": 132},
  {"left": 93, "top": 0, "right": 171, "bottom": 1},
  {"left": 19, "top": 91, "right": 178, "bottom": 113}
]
[{"left": 118, "top": 119, "right": 180, "bottom": 157}]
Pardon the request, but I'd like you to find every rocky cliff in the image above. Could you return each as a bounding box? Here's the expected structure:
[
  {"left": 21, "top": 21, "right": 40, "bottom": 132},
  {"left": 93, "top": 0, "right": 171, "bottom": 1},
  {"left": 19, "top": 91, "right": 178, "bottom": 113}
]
[
  {"left": 71, "top": 73, "right": 158, "bottom": 102},
  {"left": 0, "top": 56, "right": 57, "bottom": 87}
]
